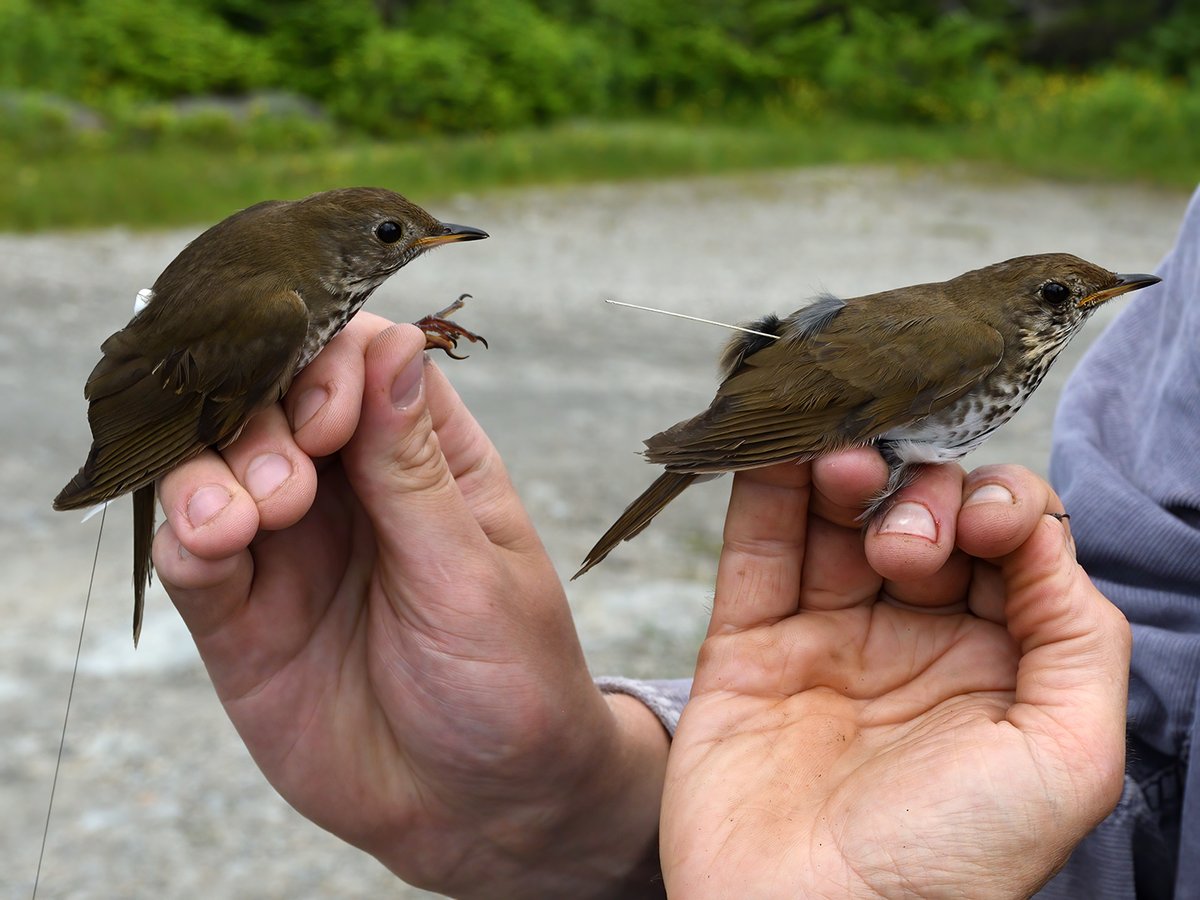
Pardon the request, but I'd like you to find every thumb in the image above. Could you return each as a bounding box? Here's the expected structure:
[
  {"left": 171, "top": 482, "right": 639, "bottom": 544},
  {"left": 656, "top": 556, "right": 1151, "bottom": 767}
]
[
  {"left": 341, "top": 324, "right": 502, "bottom": 599},
  {"left": 1003, "top": 516, "right": 1131, "bottom": 819}
]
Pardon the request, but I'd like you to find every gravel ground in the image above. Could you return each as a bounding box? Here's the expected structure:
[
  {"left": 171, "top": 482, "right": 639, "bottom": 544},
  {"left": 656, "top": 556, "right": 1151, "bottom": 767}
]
[{"left": 1, "top": 165, "right": 1189, "bottom": 898}]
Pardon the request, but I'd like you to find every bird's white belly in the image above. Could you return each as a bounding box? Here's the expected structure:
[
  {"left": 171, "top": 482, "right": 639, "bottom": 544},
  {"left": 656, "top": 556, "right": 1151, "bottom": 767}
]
[{"left": 879, "top": 387, "right": 1029, "bottom": 465}]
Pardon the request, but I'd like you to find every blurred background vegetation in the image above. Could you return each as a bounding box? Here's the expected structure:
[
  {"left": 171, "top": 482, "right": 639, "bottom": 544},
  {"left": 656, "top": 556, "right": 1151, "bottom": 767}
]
[{"left": 1, "top": 0, "right": 1197, "bottom": 230}]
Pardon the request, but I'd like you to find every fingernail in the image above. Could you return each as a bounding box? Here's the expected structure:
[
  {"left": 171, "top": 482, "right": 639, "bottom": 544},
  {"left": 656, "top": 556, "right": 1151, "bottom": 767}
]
[
  {"left": 291, "top": 386, "right": 328, "bottom": 432},
  {"left": 963, "top": 483, "right": 1015, "bottom": 507},
  {"left": 188, "top": 485, "right": 231, "bottom": 527},
  {"left": 246, "top": 452, "right": 292, "bottom": 500},
  {"left": 391, "top": 354, "right": 424, "bottom": 409},
  {"left": 878, "top": 501, "right": 938, "bottom": 541}
]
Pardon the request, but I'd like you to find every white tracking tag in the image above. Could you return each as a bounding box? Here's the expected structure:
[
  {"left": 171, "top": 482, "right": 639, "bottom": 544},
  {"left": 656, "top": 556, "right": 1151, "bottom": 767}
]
[
  {"left": 80, "top": 501, "right": 111, "bottom": 524},
  {"left": 133, "top": 288, "right": 154, "bottom": 316}
]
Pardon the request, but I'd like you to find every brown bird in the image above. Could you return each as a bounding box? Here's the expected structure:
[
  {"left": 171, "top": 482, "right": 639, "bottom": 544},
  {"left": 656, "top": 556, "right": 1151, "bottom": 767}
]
[
  {"left": 54, "top": 187, "right": 489, "bottom": 644},
  {"left": 575, "top": 253, "right": 1160, "bottom": 578}
]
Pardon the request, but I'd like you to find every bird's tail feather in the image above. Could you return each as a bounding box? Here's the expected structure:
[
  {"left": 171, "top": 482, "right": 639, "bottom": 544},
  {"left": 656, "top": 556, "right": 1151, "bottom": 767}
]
[
  {"left": 573, "top": 472, "right": 698, "bottom": 579},
  {"left": 131, "top": 484, "right": 155, "bottom": 647}
]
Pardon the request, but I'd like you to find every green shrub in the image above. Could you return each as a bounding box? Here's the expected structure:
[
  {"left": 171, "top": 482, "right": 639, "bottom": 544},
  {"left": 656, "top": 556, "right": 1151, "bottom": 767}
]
[
  {"left": 0, "top": 0, "right": 83, "bottom": 94},
  {"left": 202, "top": 0, "right": 380, "bottom": 98},
  {"left": 329, "top": 31, "right": 505, "bottom": 133},
  {"left": 822, "top": 8, "right": 1006, "bottom": 123},
  {"left": 588, "top": 0, "right": 781, "bottom": 113},
  {"left": 72, "top": 0, "right": 276, "bottom": 98},
  {"left": 331, "top": 0, "right": 607, "bottom": 133},
  {"left": 0, "top": 0, "right": 1195, "bottom": 187},
  {"left": 411, "top": 0, "right": 609, "bottom": 124},
  {"left": 986, "top": 69, "right": 1200, "bottom": 182},
  {"left": 1121, "top": 3, "right": 1200, "bottom": 79}
]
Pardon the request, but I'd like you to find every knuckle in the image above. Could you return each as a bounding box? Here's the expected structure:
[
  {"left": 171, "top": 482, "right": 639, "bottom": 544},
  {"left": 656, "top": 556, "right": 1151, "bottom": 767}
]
[{"left": 384, "top": 425, "right": 452, "bottom": 495}]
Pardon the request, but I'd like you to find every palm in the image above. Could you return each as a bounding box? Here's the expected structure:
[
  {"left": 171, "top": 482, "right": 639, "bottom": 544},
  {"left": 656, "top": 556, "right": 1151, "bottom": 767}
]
[
  {"left": 661, "top": 461, "right": 1128, "bottom": 899},
  {"left": 671, "top": 607, "right": 1032, "bottom": 889},
  {"left": 209, "top": 465, "right": 559, "bottom": 841}
]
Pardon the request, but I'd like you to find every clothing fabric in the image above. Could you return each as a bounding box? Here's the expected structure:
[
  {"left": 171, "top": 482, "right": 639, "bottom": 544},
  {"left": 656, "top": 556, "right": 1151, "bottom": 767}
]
[
  {"left": 596, "top": 677, "right": 691, "bottom": 735},
  {"left": 606, "top": 184, "right": 1200, "bottom": 898},
  {"left": 1038, "top": 186, "right": 1200, "bottom": 899}
]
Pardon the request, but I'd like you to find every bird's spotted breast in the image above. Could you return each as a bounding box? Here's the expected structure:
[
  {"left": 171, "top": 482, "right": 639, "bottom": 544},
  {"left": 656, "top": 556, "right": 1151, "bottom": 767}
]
[
  {"left": 881, "top": 365, "right": 1048, "bottom": 466},
  {"left": 297, "top": 293, "right": 370, "bottom": 371}
]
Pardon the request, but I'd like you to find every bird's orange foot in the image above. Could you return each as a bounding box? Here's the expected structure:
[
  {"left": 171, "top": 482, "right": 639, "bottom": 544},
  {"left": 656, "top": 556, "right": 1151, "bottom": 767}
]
[{"left": 413, "top": 294, "right": 488, "bottom": 360}]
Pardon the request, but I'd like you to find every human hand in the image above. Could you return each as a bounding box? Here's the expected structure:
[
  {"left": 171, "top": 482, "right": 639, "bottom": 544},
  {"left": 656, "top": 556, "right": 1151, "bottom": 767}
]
[
  {"left": 153, "top": 313, "right": 668, "bottom": 898},
  {"left": 661, "top": 452, "right": 1131, "bottom": 898}
]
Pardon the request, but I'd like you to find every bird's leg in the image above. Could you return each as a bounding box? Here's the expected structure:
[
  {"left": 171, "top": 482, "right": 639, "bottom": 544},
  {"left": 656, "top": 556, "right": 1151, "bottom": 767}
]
[
  {"left": 413, "top": 293, "right": 488, "bottom": 360},
  {"left": 857, "top": 454, "right": 922, "bottom": 526}
]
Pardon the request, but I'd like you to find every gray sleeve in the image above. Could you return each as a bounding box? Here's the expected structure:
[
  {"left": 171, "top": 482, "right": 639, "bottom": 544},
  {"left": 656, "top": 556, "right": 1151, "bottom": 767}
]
[
  {"left": 596, "top": 676, "right": 691, "bottom": 737},
  {"left": 1044, "top": 183, "right": 1200, "bottom": 898}
]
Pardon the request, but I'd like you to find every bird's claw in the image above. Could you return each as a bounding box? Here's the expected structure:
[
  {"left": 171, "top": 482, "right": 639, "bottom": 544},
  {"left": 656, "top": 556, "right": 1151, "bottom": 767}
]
[{"left": 413, "top": 293, "right": 488, "bottom": 360}]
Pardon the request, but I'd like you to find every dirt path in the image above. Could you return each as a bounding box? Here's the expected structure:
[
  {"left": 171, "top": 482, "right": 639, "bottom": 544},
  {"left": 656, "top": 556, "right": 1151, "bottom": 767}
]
[{"left": 1, "top": 165, "right": 1189, "bottom": 898}]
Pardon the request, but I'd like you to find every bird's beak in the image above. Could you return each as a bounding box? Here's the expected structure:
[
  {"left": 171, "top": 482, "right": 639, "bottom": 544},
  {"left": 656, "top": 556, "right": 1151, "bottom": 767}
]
[
  {"left": 1078, "top": 272, "right": 1162, "bottom": 310},
  {"left": 415, "top": 222, "right": 489, "bottom": 249}
]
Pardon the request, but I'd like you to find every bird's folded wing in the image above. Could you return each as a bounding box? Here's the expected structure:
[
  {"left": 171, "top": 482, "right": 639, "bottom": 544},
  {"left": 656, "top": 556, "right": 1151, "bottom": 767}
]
[
  {"left": 644, "top": 311, "right": 1005, "bottom": 473},
  {"left": 54, "top": 289, "right": 308, "bottom": 508}
]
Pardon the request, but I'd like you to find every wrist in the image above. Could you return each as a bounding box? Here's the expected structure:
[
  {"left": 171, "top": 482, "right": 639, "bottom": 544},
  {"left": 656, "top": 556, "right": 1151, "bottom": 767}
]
[
  {"left": 370, "top": 686, "right": 668, "bottom": 898},
  {"left": 476, "top": 691, "right": 668, "bottom": 899},
  {"left": 575, "top": 692, "right": 670, "bottom": 898}
]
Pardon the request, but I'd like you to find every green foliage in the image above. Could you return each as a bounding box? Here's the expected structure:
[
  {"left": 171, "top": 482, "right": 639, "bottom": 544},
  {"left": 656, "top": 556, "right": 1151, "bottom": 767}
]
[
  {"left": 330, "top": 0, "right": 607, "bottom": 133},
  {"left": 329, "top": 31, "right": 499, "bottom": 133},
  {"left": 70, "top": 0, "right": 276, "bottom": 98},
  {"left": 821, "top": 9, "right": 1007, "bottom": 122},
  {"left": 202, "top": 0, "right": 380, "bottom": 96},
  {"left": 0, "top": 0, "right": 83, "bottom": 94},
  {"left": 0, "top": 118, "right": 960, "bottom": 231},
  {"left": 584, "top": 0, "right": 782, "bottom": 113},
  {"left": 405, "top": 0, "right": 608, "bottom": 124},
  {"left": 1017, "top": 0, "right": 1165, "bottom": 70},
  {"left": 3, "top": 102, "right": 1195, "bottom": 232},
  {"left": 984, "top": 69, "right": 1200, "bottom": 182},
  {"left": 2, "top": 0, "right": 1195, "bottom": 143},
  {"left": 0, "top": 0, "right": 1197, "bottom": 232},
  {"left": 1123, "top": 3, "right": 1200, "bottom": 79}
]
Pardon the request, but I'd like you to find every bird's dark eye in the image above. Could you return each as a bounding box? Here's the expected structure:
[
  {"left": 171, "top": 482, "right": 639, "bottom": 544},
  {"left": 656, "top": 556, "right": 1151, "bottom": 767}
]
[
  {"left": 1040, "top": 281, "right": 1070, "bottom": 305},
  {"left": 375, "top": 220, "right": 403, "bottom": 244}
]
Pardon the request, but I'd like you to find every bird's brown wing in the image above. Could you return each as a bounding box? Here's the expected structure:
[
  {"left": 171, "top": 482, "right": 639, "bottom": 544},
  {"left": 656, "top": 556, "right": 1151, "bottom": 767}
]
[
  {"left": 644, "top": 307, "right": 1005, "bottom": 472},
  {"left": 54, "top": 288, "right": 309, "bottom": 509}
]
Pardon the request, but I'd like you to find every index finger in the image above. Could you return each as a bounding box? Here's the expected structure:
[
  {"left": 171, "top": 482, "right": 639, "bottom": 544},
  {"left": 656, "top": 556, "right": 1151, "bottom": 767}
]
[
  {"left": 283, "top": 311, "right": 394, "bottom": 458},
  {"left": 710, "top": 462, "right": 811, "bottom": 635}
]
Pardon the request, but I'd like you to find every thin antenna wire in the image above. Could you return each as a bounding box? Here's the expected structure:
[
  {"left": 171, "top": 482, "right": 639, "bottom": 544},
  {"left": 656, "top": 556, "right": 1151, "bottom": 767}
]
[
  {"left": 32, "top": 504, "right": 105, "bottom": 900},
  {"left": 604, "top": 299, "right": 780, "bottom": 340}
]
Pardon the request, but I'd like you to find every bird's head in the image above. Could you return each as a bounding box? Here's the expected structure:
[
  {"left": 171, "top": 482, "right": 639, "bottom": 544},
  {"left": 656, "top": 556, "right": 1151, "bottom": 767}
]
[
  {"left": 960, "top": 252, "right": 1160, "bottom": 360},
  {"left": 294, "top": 187, "right": 488, "bottom": 296}
]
